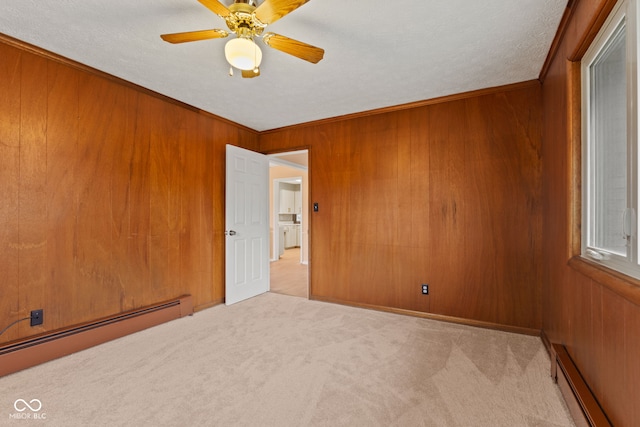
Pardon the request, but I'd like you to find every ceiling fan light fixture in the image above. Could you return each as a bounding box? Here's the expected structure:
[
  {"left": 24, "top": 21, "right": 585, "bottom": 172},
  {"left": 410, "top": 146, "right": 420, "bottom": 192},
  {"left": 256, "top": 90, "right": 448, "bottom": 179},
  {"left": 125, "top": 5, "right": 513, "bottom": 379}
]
[
  {"left": 160, "top": 0, "right": 324, "bottom": 77},
  {"left": 225, "top": 38, "right": 262, "bottom": 71}
]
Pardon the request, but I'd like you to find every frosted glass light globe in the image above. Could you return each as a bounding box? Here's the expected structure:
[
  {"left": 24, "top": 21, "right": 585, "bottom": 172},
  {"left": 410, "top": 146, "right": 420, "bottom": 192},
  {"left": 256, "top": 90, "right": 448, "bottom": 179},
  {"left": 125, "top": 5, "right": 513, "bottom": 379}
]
[{"left": 225, "top": 38, "right": 262, "bottom": 71}]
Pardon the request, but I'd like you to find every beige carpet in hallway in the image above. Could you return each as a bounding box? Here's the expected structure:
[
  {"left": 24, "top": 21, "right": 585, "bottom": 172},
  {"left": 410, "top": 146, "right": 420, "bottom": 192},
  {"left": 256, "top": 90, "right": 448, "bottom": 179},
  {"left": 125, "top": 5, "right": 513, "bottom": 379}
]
[
  {"left": 0, "top": 293, "right": 574, "bottom": 426},
  {"left": 270, "top": 247, "right": 308, "bottom": 298}
]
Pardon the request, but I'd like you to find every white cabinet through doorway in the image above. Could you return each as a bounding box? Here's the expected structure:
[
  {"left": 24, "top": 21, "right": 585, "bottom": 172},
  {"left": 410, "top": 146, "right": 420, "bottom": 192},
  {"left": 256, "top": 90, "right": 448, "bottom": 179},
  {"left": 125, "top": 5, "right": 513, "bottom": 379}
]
[
  {"left": 294, "top": 224, "right": 301, "bottom": 247},
  {"left": 284, "top": 225, "right": 297, "bottom": 248},
  {"left": 279, "top": 189, "right": 301, "bottom": 214},
  {"left": 294, "top": 191, "right": 302, "bottom": 213},
  {"left": 279, "top": 189, "right": 294, "bottom": 213}
]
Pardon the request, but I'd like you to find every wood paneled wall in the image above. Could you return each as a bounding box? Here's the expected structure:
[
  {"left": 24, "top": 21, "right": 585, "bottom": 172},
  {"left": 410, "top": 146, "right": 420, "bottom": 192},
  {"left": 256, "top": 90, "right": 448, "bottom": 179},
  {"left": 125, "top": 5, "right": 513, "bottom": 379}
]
[
  {"left": 0, "top": 39, "right": 258, "bottom": 344},
  {"left": 260, "top": 82, "right": 543, "bottom": 331},
  {"left": 541, "top": 0, "right": 640, "bottom": 426}
]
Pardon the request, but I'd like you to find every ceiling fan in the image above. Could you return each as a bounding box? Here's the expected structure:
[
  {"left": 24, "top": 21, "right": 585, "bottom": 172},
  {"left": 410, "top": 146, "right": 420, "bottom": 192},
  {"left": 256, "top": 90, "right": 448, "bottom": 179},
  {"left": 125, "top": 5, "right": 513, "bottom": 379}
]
[{"left": 160, "top": 0, "right": 324, "bottom": 78}]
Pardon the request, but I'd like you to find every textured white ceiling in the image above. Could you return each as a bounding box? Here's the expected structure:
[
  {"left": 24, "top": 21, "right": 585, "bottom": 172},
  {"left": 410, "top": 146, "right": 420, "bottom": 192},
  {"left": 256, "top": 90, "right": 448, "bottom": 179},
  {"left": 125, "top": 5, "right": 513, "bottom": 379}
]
[{"left": 0, "top": 0, "right": 567, "bottom": 131}]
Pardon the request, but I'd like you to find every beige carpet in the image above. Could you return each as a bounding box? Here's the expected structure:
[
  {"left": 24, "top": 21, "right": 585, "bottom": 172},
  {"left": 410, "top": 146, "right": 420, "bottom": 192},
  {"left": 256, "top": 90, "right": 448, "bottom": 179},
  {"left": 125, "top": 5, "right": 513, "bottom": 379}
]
[{"left": 0, "top": 293, "right": 574, "bottom": 426}]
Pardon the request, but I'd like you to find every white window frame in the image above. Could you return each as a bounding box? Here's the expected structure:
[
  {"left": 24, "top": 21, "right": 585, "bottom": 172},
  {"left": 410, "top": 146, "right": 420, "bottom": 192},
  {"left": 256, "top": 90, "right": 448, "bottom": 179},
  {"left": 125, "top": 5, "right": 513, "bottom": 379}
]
[{"left": 582, "top": 0, "right": 640, "bottom": 278}]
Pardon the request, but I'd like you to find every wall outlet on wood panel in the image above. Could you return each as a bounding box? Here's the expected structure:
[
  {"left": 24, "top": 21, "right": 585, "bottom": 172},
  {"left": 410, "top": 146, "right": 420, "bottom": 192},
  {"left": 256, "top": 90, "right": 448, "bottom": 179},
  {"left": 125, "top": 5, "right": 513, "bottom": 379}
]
[
  {"left": 421, "top": 284, "right": 429, "bottom": 295},
  {"left": 30, "top": 309, "right": 43, "bottom": 327}
]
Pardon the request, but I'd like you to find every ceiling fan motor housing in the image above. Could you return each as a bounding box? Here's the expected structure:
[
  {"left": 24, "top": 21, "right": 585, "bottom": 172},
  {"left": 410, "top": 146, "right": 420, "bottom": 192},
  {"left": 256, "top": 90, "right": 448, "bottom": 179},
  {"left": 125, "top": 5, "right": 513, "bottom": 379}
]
[
  {"left": 226, "top": 2, "right": 266, "bottom": 38},
  {"left": 231, "top": 0, "right": 260, "bottom": 6}
]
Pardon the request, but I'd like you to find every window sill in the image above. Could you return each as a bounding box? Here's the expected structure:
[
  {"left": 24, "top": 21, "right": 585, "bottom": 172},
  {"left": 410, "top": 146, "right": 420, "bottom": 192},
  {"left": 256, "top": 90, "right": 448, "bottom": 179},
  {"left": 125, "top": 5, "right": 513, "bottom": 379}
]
[{"left": 568, "top": 256, "right": 640, "bottom": 306}]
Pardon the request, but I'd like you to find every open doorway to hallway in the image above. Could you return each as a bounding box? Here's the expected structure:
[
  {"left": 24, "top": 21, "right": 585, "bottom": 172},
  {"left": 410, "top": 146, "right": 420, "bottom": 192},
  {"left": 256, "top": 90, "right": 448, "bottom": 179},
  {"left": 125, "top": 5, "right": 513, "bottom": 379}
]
[
  {"left": 270, "top": 247, "right": 307, "bottom": 297},
  {"left": 268, "top": 150, "right": 309, "bottom": 298}
]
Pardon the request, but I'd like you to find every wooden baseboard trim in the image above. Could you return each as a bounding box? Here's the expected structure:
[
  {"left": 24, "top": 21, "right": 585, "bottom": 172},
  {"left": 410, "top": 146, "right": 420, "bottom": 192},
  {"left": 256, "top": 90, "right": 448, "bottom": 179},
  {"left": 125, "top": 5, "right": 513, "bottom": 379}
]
[
  {"left": 194, "top": 299, "right": 224, "bottom": 312},
  {"left": 541, "top": 329, "right": 553, "bottom": 357},
  {"left": 0, "top": 295, "right": 193, "bottom": 377},
  {"left": 551, "top": 344, "right": 611, "bottom": 427},
  {"left": 310, "top": 295, "right": 540, "bottom": 336}
]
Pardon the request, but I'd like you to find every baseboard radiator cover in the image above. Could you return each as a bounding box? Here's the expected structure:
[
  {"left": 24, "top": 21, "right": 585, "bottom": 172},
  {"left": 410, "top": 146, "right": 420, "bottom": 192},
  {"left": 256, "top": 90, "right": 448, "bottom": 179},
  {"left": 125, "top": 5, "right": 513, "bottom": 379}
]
[
  {"left": 551, "top": 343, "right": 612, "bottom": 427},
  {"left": 0, "top": 295, "right": 193, "bottom": 377}
]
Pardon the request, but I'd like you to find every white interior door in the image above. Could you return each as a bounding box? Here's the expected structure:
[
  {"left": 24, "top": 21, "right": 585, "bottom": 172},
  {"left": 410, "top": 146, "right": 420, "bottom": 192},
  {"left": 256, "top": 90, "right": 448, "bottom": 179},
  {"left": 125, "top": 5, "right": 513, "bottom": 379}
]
[{"left": 225, "top": 145, "right": 269, "bottom": 305}]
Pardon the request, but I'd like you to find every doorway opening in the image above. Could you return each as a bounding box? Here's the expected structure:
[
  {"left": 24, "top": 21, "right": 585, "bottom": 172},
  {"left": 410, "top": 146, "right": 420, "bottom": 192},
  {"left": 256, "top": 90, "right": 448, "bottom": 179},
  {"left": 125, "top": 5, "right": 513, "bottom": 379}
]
[{"left": 268, "top": 150, "right": 309, "bottom": 298}]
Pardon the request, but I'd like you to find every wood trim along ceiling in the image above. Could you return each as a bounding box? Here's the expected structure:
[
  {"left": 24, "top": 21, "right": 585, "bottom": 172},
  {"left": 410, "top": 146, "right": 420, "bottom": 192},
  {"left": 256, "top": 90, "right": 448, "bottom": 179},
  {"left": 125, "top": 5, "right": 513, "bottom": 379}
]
[
  {"left": 539, "top": 0, "right": 578, "bottom": 81},
  {"left": 261, "top": 80, "right": 541, "bottom": 134},
  {"left": 569, "top": 0, "right": 619, "bottom": 61}
]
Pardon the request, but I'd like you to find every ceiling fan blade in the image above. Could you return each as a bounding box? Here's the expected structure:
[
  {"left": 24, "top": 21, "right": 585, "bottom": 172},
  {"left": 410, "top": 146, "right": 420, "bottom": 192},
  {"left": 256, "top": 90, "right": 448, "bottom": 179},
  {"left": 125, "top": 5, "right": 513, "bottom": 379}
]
[
  {"left": 262, "top": 32, "right": 324, "bottom": 63},
  {"left": 242, "top": 68, "right": 261, "bottom": 78},
  {"left": 160, "top": 29, "right": 229, "bottom": 44},
  {"left": 198, "top": 0, "right": 231, "bottom": 18},
  {"left": 254, "top": 0, "right": 310, "bottom": 25}
]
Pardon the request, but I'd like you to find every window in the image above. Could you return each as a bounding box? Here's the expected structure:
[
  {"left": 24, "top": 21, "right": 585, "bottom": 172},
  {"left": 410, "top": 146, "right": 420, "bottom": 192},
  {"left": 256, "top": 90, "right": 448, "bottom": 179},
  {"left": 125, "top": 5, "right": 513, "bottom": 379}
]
[{"left": 582, "top": 0, "right": 640, "bottom": 278}]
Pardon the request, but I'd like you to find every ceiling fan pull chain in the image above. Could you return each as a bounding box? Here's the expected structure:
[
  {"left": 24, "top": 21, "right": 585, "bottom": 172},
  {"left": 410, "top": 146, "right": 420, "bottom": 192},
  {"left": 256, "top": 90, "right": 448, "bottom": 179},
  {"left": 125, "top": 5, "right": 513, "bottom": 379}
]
[{"left": 229, "top": 67, "right": 234, "bottom": 76}]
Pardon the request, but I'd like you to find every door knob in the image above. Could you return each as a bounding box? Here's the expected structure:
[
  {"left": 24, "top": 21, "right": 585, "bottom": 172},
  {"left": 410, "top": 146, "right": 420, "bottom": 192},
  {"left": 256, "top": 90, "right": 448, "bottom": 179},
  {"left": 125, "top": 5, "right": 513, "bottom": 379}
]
[{"left": 225, "top": 230, "right": 237, "bottom": 236}]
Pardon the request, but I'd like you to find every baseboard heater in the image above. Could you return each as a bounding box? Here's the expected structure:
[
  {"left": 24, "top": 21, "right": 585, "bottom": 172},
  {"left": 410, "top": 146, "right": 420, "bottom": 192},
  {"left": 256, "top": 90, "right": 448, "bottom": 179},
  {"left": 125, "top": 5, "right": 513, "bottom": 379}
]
[
  {"left": 0, "top": 295, "right": 193, "bottom": 378},
  {"left": 551, "top": 344, "right": 611, "bottom": 427}
]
